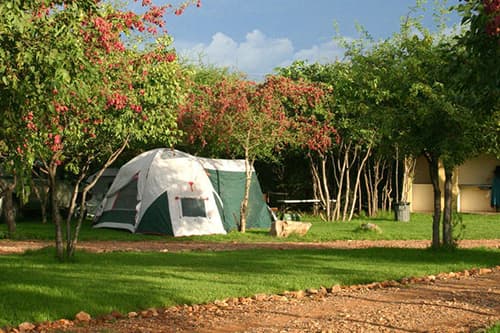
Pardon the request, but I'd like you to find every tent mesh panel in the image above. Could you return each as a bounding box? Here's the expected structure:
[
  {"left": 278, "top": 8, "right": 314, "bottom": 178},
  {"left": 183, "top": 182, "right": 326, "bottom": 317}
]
[{"left": 98, "top": 210, "right": 136, "bottom": 226}]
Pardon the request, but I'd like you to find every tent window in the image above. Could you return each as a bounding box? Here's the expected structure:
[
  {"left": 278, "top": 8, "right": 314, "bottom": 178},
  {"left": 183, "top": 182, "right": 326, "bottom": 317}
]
[
  {"left": 113, "top": 179, "right": 138, "bottom": 210},
  {"left": 180, "top": 198, "right": 207, "bottom": 218}
]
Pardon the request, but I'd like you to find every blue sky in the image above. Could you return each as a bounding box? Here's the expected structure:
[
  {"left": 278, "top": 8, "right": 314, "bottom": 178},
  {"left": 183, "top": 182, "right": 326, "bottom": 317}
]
[{"left": 140, "top": 0, "right": 461, "bottom": 80}]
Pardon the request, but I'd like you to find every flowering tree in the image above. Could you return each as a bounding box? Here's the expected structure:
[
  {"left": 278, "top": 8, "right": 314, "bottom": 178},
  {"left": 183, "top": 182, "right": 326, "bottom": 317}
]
[
  {"left": 0, "top": 0, "right": 193, "bottom": 259},
  {"left": 178, "top": 74, "right": 329, "bottom": 231}
]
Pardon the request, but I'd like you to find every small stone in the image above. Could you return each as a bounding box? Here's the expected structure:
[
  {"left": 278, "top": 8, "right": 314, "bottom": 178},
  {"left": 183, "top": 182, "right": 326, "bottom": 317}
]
[
  {"left": 128, "top": 311, "right": 138, "bottom": 318},
  {"left": 226, "top": 297, "right": 239, "bottom": 305},
  {"left": 56, "top": 319, "right": 72, "bottom": 327},
  {"left": 239, "top": 297, "right": 251, "bottom": 304},
  {"left": 365, "top": 282, "right": 379, "bottom": 289},
  {"left": 111, "top": 311, "right": 123, "bottom": 319},
  {"left": 381, "top": 280, "right": 398, "bottom": 288},
  {"left": 291, "top": 290, "right": 306, "bottom": 299},
  {"left": 75, "top": 311, "right": 92, "bottom": 322},
  {"left": 18, "top": 322, "right": 35, "bottom": 332},
  {"left": 428, "top": 275, "right": 436, "bottom": 282},
  {"left": 329, "top": 285, "right": 342, "bottom": 293},
  {"left": 147, "top": 308, "right": 159, "bottom": 317},
  {"left": 306, "top": 288, "right": 318, "bottom": 295},
  {"left": 479, "top": 268, "right": 492, "bottom": 275},
  {"left": 270, "top": 295, "right": 288, "bottom": 302},
  {"left": 214, "top": 300, "right": 228, "bottom": 307},
  {"left": 252, "top": 293, "right": 267, "bottom": 301},
  {"left": 140, "top": 310, "right": 151, "bottom": 318}
]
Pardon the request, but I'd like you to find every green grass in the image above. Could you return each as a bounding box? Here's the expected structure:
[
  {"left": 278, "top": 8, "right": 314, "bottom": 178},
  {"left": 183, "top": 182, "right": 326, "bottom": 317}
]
[
  {"left": 479, "top": 322, "right": 500, "bottom": 333},
  {"left": 0, "top": 212, "right": 498, "bottom": 328},
  {"left": 2, "top": 212, "right": 499, "bottom": 242},
  {"left": 0, "top": 246, "right": 499, "bottom": 327}
]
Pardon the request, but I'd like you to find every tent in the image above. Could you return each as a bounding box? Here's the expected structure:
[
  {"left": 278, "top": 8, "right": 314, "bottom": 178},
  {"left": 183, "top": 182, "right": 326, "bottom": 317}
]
[{"left": 93, "top": 149, "right": 272, "bottom": 236}]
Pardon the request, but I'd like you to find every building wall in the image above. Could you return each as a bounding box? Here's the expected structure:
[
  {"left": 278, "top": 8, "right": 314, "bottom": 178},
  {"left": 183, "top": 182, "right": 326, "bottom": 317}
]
[
  {"left": 411, "top": 154, "right": 499, "bottom": 213},
  {"left": 456, "top": 155, "right": 498, "bottom": 213}
]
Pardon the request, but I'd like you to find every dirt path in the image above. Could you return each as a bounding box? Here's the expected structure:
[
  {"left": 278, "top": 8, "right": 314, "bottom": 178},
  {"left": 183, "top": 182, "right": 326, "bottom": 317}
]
[
  {"left": 1, "top": 238, "right": 499, "bottom": 255},
  {"left": 66, "top": 268, "right": 500, "bottom": 333},
  {"left": 2, "top": 239, "right": 499, "bottom": 332}
]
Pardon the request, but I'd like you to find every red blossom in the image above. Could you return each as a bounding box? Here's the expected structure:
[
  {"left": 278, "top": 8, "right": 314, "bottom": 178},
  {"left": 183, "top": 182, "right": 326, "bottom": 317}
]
[
  {"left": 106, "top": 92, "right": 128, "bottom": 110},
  {"left": 165, "top": 53, "right": 176, "bottom": 62},
  {"left": 131, "top": 104, "right": 143, "bottom": 113},
  {"left": 484, "top": 0, "right": 500, "bottom": 36}
]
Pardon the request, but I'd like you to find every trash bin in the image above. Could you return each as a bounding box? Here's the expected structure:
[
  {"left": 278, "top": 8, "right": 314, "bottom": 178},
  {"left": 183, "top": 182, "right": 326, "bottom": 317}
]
[{"left": 394, "top": 202, "right": 410, "bottom": 222}]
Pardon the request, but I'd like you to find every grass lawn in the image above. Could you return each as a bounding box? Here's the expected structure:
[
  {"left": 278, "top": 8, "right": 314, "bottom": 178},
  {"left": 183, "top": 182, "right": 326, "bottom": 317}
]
[
  {"left": 484, "top": 323, "right": 500, "bottom": 333},
  {"left": 2, "top": 212, "right": 500, "bottom": 243},
  {"left": 0, "top": 212, "right": 499, "bottom": 328},
  {"left": 0, "top": 246, "right": 499, "bottom": 327}
]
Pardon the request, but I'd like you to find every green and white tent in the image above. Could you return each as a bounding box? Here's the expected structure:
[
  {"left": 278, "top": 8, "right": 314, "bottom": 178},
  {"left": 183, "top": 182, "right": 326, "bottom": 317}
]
[{"left": 93, "top": 148, "right": 272, "bottom": 236}]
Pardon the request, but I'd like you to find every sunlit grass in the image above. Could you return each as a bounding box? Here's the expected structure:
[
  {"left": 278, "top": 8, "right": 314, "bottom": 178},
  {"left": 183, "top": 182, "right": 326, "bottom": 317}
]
[
  {"left": 2, "top": 212, "right": 499, "bottom": 243},
  {"left": 0, "top": 246, "right": 498, "bottom": 327}
]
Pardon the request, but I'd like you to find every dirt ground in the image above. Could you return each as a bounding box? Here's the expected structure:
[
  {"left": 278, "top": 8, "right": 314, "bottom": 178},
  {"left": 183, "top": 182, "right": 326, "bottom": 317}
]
[
  {"left": 1, "top": 238, "right": 499, "bottom": 255},
  {"left": 1, "top": 239, "right": 499, "bottom": 333}
]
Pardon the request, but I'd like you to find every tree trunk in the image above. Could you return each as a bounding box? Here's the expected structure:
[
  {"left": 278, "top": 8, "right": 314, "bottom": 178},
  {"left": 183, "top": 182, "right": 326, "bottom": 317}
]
[
  {"left": 239, "top": 160, "right": 252, "bottom": 233},
  {"left": 320, "top": 154, "right": 332, "bottom": 221},
  {"left": 371, "top": 158, "right": 385, "bottom": 216},
  {"left": 364, "top": 167, "right": 371, "bottom": 216},
  {"left": 48, "top": 161, "right": 64, "bottom": 260},
  {"left": 66, "top": 170, "right": 87, "bottom": 258},
  {"left": 67, "top": 136, "right": 129, "bottom": 257},
  {"left": 310, "top": 161, "right": 320, "bottom": 215},
  {"left": 348, "top": 144, "right": 372, "bottom": 221},
  {"left": 443, "top": 166, "right": 454, "bottom": 247},
  {"left": 426, "top": 153, "right": 441, "bottom": 249},
  {"left": 342, "top": 144, "right": 357, "bottom": 221},
  {"left": 395, "top": 146, "right": 400, "bottom": 203},
  {"left": 239, "top": 143, "right": 253, "bottom": 233},
  {"left": 30, "top": 176, "right": 48, "bottom": 224},
  {"left": 1, "top": 181, "right": 17, "bottom": 237},
  {"left": 309, "top": 153, "right": 326, "bottom": 220},
  {"left": 401, "top": 156, "right": 416, "bottom": 203},
  {"left": 333, "top": 141, "right": 349, "bottom": 220}
]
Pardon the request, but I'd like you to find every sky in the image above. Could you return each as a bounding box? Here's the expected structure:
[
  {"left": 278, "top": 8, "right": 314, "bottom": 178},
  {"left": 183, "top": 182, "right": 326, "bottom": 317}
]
[{"left": 141, "top": 0, "right": 461, "bottom": 80}]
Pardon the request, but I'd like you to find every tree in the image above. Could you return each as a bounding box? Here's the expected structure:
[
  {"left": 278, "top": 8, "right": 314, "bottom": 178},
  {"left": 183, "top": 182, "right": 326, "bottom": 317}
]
[
  {"left": 0, "top": 0, "right": 192, "bottom": 260},
  {"left": 278, "top": 59, "right": 384, "bottom": 222},
  {"left": 375, "top": 23, "right": 486, "bottom": 248},
  {"left": 456, "top": 0, "right": 500, "bottom": 158},
  {"left": 178, "top": 73, "right": 328, "bottom": 231}
]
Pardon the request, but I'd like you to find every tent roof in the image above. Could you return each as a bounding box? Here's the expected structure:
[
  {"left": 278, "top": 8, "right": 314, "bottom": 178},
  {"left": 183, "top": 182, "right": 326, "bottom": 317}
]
[{"left": 106, "top": 149, "right": 254, "bottom": 197}]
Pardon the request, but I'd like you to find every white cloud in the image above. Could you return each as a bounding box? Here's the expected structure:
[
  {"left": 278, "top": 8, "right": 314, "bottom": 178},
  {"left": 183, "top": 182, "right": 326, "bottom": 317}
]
[
  {"left": 175, "top": 30, "right": 345, "bottom": 81},
  {"left": 293, "top": 40, "right": 345, "bottom": 64}
]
